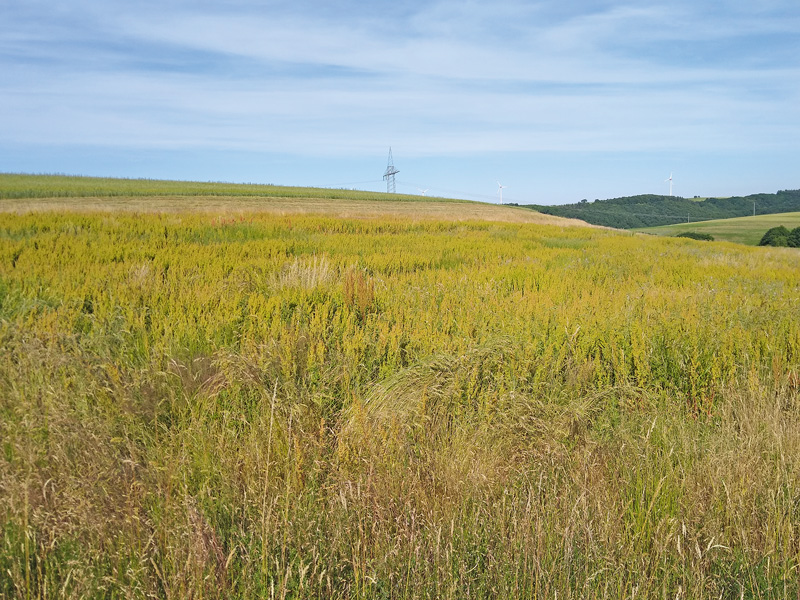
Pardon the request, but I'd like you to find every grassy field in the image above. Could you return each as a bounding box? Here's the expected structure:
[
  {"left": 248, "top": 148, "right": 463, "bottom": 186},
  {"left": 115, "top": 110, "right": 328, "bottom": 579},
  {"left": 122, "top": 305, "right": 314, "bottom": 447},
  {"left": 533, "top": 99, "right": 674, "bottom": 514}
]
[
  {"left": 1, "top": 178, "right": 800, "bottom": 598},
  {"left": 0, "top": 174, "right": 582, "bottom": 226},
  {"left": 634, "top": 211, "right": 800, "bottom": 245},
  {"left": 0, "top": 173, "right": 460, "bottom": 202}
]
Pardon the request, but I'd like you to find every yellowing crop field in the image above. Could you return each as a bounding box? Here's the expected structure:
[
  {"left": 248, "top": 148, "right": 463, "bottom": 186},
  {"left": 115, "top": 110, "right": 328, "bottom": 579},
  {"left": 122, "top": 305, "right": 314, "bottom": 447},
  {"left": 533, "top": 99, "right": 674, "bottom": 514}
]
[{"left": 1, "top": 192, "right": 799, "bottom": 598}]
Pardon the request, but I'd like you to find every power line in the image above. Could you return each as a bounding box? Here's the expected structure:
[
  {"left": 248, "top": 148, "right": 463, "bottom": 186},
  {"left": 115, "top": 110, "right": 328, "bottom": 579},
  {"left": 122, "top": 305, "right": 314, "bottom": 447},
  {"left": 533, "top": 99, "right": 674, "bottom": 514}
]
[
  {"left": 326, "top": 179, "right": 383, "bottom": 187},
  {"left": 397, "top": 181, "right": 513, "bottom": 203}
]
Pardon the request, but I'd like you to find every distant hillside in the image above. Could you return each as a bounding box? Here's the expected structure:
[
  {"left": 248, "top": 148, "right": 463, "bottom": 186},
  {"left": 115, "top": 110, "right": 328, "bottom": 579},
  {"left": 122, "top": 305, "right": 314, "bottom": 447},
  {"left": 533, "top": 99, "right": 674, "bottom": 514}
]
[
  {"left": 633, "top": 211, "right": 800, "bottom": 246},
  {"left": 526, "top": 190, "right": 800, "bottom": 229}
]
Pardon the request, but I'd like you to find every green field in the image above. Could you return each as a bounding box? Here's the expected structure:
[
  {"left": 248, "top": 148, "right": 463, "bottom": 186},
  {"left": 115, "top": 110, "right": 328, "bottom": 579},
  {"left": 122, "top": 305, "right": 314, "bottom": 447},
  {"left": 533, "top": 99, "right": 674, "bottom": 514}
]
[
  {"left": 0, "top": 173, "right": 460, "bottom": 202},
  {"left": 1, "top": 177, "right": 800, "bottom": 598},
  {"left": 634, "top": 211, "right": 800, "bottom": 245}
]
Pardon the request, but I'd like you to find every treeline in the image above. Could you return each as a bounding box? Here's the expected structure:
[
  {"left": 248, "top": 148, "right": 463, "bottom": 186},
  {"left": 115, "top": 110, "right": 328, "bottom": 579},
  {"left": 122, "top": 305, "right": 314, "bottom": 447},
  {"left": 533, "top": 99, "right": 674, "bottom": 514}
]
[{"left": 527, "top": 190, "right": 800, "bottom": 228}]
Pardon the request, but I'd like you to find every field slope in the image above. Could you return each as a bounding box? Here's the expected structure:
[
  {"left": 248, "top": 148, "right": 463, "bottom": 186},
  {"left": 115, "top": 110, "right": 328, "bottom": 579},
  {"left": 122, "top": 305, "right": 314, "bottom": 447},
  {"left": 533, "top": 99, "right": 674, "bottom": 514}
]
[
  {"left": 634, "top": 211, "right": 800, "bottom": 245},
  {"left": 1, "top": 181, "right": 799, "bottom": 599},
  {"left": 0, "top": 173, "right": 584, "bottom": 226}
]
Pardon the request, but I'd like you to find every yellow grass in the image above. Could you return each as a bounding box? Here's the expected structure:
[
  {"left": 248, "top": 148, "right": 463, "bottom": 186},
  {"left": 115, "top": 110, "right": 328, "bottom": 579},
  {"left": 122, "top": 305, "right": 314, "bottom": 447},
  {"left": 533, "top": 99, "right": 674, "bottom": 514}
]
[{"left": 1, "top": 182, "right": 798, "bottom": 599}]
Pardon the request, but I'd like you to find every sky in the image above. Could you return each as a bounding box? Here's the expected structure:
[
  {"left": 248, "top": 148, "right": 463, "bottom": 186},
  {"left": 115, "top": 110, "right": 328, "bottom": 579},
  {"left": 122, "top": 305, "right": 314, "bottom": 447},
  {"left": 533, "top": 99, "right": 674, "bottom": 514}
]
[{"left": 2, "top": 0, "right": 799, "bottom": 205}]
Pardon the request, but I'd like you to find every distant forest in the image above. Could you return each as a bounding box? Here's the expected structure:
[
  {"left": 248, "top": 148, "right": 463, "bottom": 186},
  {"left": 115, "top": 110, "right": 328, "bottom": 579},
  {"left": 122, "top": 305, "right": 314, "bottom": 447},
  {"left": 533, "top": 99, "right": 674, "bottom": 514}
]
[{"left": 526, "top": 190, "right": 800, "bottom": 229}]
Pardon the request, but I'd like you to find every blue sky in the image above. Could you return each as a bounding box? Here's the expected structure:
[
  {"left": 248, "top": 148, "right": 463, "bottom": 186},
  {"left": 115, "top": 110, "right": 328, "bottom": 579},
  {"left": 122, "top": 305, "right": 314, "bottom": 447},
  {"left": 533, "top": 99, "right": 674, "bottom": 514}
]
[{"left": 2, "top": 0, "right": 799, "bottom": 204}]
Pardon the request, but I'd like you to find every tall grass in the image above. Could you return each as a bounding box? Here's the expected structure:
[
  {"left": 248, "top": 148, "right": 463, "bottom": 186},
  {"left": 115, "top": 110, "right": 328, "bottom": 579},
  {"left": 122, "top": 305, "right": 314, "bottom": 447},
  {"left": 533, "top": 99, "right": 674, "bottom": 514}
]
[{"left": 1, "top": 211, "right": 799, "bottom": 598}]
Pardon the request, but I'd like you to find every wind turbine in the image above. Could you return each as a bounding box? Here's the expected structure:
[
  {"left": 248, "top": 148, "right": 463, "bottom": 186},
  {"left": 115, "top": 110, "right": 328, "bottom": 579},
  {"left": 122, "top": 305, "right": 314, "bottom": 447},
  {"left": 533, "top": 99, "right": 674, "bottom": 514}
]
[
  {"left": 497, "top": 181, "right": 507, "bottom": 204},
  {"left": 665, "top": 173, "right": 673, "bottom": 197},
  {"left": 417, "top": 188, "right": 429, "bottom": 196}
]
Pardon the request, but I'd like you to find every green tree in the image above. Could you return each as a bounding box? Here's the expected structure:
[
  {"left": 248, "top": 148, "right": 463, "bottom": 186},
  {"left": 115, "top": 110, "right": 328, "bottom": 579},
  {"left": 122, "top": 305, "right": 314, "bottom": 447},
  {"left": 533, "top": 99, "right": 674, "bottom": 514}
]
[
  {"left": 787, "top": 227, "right": 800, "bottom": 248},
  {"left": 758, "top": 226, "right": 790, "bottom": 247}
]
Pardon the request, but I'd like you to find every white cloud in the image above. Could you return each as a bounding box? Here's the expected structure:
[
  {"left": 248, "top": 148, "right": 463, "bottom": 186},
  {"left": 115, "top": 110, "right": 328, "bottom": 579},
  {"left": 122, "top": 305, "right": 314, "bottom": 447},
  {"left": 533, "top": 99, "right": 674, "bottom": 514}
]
[{"left": 1, "top": 0, "right": 799, "bottom": 160}]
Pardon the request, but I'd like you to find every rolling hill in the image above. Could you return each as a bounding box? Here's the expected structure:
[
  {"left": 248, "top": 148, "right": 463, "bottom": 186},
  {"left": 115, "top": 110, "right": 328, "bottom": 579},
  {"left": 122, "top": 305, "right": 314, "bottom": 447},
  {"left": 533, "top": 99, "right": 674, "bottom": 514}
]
[
  {"left": 0, "top": 173, "right": 584, "bottom": 226},
  {"left": 634, "top": 211, "right": 800, "bottom": 245},
  {"left": 526, "top": 189, "right": 800, "bottom": 229}
]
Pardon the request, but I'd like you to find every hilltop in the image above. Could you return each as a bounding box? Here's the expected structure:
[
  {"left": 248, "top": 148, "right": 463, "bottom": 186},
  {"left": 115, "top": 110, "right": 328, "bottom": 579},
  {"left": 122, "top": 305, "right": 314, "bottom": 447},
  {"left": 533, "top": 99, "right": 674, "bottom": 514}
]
[
  {"left": 526, "top": 189, "right": 800, "bottom": 229},
  {"left": 0, "top": 173, "right": 585, "bottom": 226}
]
